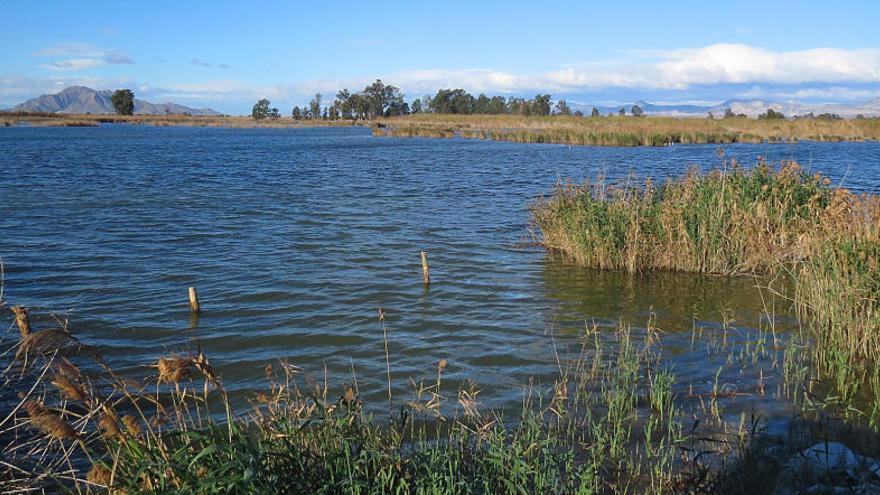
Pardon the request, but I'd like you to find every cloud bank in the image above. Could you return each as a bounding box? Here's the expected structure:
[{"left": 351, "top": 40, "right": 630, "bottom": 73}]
[{"left": 4, "top": 43, "right": 880, "bottom": 112}]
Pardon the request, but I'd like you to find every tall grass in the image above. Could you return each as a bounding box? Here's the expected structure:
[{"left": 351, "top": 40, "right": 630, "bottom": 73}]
[
  {"left": 4, "top": 304, "right": 717, "bottom": 494},
  {"left": 378, "top": 114, "right": 880, "bottom": 147},
  {"left": 531, "top": 160, "right": 880, "bottom": 419}
]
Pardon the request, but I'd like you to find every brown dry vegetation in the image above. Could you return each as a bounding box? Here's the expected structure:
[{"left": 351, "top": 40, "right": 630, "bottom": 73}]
[{"left": 377, "top": 114, "right": 880, "bottom": 146}]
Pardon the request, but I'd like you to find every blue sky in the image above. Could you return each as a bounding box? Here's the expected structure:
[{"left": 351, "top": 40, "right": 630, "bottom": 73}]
[{"left": 2, "top": 0, "right": 879, "bottom": 113}]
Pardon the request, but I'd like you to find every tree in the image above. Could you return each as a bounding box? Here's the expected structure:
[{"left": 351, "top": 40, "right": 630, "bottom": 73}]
[
  {"left": 268, "top": 107, "right": 280, "bottom": 120},
  {"left": 363, "top": 79, "right": 405, "bottom": 118},
  {"left": 291, "top": 106, "right": 303, "bottom": 120},
  {"left": 335, "top": 89, "right": 353, "bottom": 119},
  {"left": 758, "top": 108, "right": 785, "bottom": 120},
  {"left": 554, "top": 99, "right": 572, "bottom": 115},
  {"left": 618, "top": 107, "right": 626, "bottom": 117},
  {"left": 574, "top": 110, "right": 584, "bottom": 117},
  {"left": 591, "top": 107, "right": 600, "bottom": 117},
  {"left": 309, "top": 93, "right": 322, "bottom": 120},
  {"left": 631, "top": 105, "right": 644, "bottom": 117},
  {"left": 723, "top": 108, "right": 736, "bottom": 119},
  {"left": 111, "top": 89, "right": 135, "bottom": 115},
  {"left": 411, "top": 98, "right": 422, "bottom": 113},
  {"left": 531, "top": 94, "right": 551, "bottom": 116},
  {"left": 430, "top": 88, "right": 475, "bottom": 114},
  {"left": 252, "top": 98, "right": 270, "bottom": 120}
]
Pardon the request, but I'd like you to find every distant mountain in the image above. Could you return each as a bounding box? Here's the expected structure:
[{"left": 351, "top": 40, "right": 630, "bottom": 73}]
[
  {"left": 4, "top": 86, "right": 220, "bottom": 116},
  {"left": 572, "top": 97, "right": 880, "bottom": 118}
]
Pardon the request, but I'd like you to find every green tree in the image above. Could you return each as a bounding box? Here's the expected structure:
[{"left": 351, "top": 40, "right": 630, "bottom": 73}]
[
  {"left": 631, "top": 104, "right": 644, "bottom": 117},
  {"left": 591, "top": 107, "right": 600, "bottom": 117},
  {"left": 531, "top": 94, "right": 551, "bottom": 116},
  {"left": 309, "top": 93, "right": 322, "bottom": 120},
  {"left": 723, "top": 108, "right": 736, "bottom": 119},
  {"left": 111, "top": 89, "right": 135, "bottom": 115},
  {"left": 411, "top": 98, "right": 422, "bottom": 113},
  {"left": 758, "top": 108, "right": 785, "bottom": 120},
  {"left": 363, "top": 79, "right": 405, "bottom": 118},
  {"left": 430, "top": 89, "right": 475, "bottom": 114},
  {"left": 554, "top": 99, "right": 572, "bottom": 115},
  {"left": 335, "top": 89, "right": 353, "bottom": 119},
  {"left": 268, "top": 107, "right": 280, "bottom": 120},
  {"left": 618, "top": 107, "right": 626, "bottom": 117},
  {"left": 291, "top": 106, "right": 302, "bottom": 120},
  {"left": 252, "top": 98, "right": 270, "bottom": 120}
]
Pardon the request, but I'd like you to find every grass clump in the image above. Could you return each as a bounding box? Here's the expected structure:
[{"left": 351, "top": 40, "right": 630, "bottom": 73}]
[
  {"left": 531, "top": 160, "right": 880, "bottom": 421},
  {"left": 531, "top": 160, "right": 832, "bottom": 275}
]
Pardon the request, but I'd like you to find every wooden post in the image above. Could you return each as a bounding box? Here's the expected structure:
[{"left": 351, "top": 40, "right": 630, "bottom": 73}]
[
  {"left": 188, "top": 287, "right": 201, "bottom": 313},
  {"left": 11, "top": 306, "right": 31, "bottom": 337},
  {"left": 420, "top": 251, "right": 430, "bottom": 286}
]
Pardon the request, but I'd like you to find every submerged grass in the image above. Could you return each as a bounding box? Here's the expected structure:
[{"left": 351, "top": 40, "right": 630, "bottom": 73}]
[
  {"left": 377, "top": 114, "right": 880, "bottom": 147},
  {"left": 531, "top": 159, "right": 880, "bottom": 423}
]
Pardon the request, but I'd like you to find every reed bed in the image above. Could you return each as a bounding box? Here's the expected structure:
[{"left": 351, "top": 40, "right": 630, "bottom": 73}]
[
  {"left": 2, "top": 302, "right": 791, "bottom": 494},
  {"left": 377, "top": 114, "right": 880, "bottom": 147},
  {"left": 532, "top": 160, "right": 880, "bottom": 418}
]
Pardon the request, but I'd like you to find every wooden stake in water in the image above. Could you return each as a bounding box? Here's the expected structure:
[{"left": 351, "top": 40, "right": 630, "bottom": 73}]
[
  {"left": 188, "top": 287, "right": 201, "bottom": 313},
  {"left": 420, "top": 251, "right": 430, "bottom": 286}
]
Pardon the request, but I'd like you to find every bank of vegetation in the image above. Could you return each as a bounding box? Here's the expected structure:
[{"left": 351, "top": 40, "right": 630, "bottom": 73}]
[
  {"left": 374, "top": 113, "right": 880, "bottom": 146},
  {"left": 532, "top": 160, "right": 880, "bottom": 414},
  {"left": 3, "top": 301, "right": 780, "bottom": 494}
]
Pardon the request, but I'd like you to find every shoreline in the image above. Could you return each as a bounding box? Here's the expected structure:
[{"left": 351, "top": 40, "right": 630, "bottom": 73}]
[
  {"left": 374, "top": 113, "right": 880, "bottom": 147},
  {"left": 0, "top": 112, "right": 369, "bottom": 129}
]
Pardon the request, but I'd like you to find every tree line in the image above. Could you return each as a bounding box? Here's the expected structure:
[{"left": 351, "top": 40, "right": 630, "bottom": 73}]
[{"left": 251, "top": 80, "right": 654, "bottom": 121}]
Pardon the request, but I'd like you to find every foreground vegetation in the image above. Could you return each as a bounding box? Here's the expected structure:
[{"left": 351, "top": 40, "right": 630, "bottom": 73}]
[
  {"left": 532, "top": 160, "right": 880, "bottom": 415},
  {"left": 376, "top": 114, "right": 880, "bottom": 146},
  {"left": 3, "top": 303, "right": 768, "bottom": 494}
]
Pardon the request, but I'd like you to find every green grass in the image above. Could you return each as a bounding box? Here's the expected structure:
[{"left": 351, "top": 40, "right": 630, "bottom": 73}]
[
  {"left": 4, "top": 309, "right": 712, "bottom": 494},
  {"left": 531, "top": 160, "right": 880, "bottom": 424}
]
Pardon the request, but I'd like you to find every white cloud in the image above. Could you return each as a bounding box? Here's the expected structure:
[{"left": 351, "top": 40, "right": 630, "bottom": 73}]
[
  {"left": 35, "top": 42, "right": 135, "bottom": 71},
  {"left": 44, "top": 59, "right": 107, "bottom": 71},
  {"left": 360, "top": 45, "right": 876, "bottom": 96}
]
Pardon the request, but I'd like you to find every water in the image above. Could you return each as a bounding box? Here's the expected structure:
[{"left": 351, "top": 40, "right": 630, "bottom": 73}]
[{"left": 1, "top": 125, "right": 879, "bottom": 419}]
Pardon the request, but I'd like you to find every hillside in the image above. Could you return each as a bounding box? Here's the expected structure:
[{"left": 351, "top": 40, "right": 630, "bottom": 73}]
[{"left": 5, "top": 86, "right": 220, "bottom": 115}]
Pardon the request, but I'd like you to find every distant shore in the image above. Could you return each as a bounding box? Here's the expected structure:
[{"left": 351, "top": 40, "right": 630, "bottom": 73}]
[
  {"left": 5, "top": 112, "right": 880, "bottom": 147},
  {"left": 374, "top": 113, "right": 880, "bottom": 146},
  {"left": 0, "top": 112, "right": 365, "bottom": 129}
]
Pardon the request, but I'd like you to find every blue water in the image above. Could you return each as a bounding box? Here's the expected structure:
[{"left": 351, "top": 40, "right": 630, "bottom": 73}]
[{"left": 1, "top": 125, "right": 878, "bottom": 416}]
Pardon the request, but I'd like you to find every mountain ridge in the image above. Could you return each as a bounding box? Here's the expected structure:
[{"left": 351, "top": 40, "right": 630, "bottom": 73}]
[{"left": 4, "top": 86, "right": 220, "bottom": 116}]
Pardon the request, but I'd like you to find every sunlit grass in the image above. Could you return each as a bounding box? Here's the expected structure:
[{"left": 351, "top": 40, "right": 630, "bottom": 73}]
[
  {"left": 531, "top": 160, "right": 880, "bottom": 424},
  {"left": 377, "top": 114, "right": 880, "bottom": 146}
]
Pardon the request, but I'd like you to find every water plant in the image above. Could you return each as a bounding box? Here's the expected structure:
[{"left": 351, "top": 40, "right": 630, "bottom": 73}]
[{"left": 531, "top": 159, "right": 880, "bottom": 424}]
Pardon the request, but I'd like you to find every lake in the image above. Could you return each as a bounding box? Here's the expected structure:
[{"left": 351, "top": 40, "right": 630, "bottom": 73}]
[{"left": 2, "top": 125, "right": 879, "bottom": 422}]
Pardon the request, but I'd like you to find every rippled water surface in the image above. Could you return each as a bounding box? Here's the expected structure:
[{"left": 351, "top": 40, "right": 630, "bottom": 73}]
[{"left": 2, "top": 125, "right": 879, "bottom": 417}]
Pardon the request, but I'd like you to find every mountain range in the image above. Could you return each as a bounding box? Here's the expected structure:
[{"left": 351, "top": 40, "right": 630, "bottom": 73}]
[
  {"left": 575, "top": 98, "right": 880, "bottom": 118},
  {"left": 3, "top": 86, "right": 220, "bottom": 115}
]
